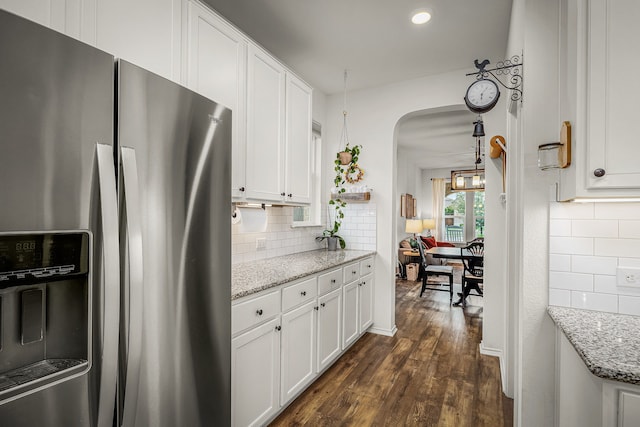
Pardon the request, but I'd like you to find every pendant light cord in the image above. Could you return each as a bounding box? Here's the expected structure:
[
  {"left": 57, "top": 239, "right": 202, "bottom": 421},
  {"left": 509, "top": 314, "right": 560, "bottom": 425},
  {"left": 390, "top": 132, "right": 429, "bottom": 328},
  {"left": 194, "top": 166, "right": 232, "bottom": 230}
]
[{"left": 340, "top": 69, "right": 349, "bottom": 149}]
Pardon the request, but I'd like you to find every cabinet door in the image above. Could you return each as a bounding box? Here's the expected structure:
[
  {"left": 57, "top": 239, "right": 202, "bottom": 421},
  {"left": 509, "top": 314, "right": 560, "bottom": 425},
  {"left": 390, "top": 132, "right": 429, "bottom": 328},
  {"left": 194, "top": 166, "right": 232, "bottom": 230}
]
[
  {"left": 186, "top": 2, "right": 247, "bottom": 198},
  {"left": 280, "top": 299, "right": 317, "bottom": 405},
  {"left": 358, "top": 276, "right": 373, "bottom": 333},
  {"left": 284, "top": 73, "right": 312, "bottom": 204},
  {"left": 317, "top": 288, "right": 342, "bottom": 372},
  {"left": 586, "top": 0, "right": 640, "bottom": 189},
  {"left": 342, "top": 281, "right": 359, "bottom": 349},
  {"left": 246, "top": 45, "right": 285, "bottom": 202},
  {"left": 619, "top": 391, "right": 640, "bottom": 427},
  {"left": 82, "top": 0, "right": 181, "bottom": 81},
  {"left": 232, "top": 317, "right": 280, "bottom": 427}
]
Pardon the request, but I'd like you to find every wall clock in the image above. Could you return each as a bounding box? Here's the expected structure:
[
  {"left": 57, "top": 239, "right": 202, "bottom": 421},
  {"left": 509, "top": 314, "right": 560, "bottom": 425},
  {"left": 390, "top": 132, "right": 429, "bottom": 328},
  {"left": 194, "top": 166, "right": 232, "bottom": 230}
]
[{"left": 464, "top": 78, "right": 500, "bottom": 114}]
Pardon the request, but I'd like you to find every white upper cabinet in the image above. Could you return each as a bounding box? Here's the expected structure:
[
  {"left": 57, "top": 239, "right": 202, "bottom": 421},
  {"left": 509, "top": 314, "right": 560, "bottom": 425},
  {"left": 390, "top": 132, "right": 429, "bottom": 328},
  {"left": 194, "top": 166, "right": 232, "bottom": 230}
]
[
  {"left": 559, "top": 0, "right": 640, "bottom": 200},
  {"left": 83, "top": 0, "right": 181, "bottom": 82},
  {"left": 186, "top": 2, "right": 247, "bottom": 198},
  {"left": 245, "top": 44, "right": 286, "bottom": 202},
  {"left": 284, "top": 74, "right": 313, "bottom": 204}
]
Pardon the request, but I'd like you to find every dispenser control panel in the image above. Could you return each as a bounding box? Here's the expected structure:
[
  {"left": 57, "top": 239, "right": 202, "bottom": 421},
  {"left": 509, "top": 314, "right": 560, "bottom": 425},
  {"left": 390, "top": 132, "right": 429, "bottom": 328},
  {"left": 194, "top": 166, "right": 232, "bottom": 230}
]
[{"left": 0, "top": 232, "right": 89, "bottom": 285}]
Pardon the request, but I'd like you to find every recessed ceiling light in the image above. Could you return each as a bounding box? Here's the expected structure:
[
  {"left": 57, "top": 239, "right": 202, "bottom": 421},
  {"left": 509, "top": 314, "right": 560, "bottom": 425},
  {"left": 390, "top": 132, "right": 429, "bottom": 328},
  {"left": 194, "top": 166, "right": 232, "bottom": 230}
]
[{"left": 411, "top": 11, "right": 432, "bottom": 25}]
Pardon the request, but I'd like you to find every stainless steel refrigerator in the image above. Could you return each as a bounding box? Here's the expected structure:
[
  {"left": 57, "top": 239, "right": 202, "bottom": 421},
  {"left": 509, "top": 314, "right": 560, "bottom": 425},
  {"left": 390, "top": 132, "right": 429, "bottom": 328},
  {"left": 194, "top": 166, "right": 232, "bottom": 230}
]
[{"left": 0, "top": 9, "right": 231, "bottom": 426}]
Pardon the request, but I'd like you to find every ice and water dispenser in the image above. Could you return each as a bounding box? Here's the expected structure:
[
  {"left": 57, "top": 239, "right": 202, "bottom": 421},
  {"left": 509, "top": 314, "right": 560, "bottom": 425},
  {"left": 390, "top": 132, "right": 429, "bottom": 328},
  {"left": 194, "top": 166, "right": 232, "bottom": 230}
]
[{"left": 0, "top": 232, "right": 90, "bottom": 401}]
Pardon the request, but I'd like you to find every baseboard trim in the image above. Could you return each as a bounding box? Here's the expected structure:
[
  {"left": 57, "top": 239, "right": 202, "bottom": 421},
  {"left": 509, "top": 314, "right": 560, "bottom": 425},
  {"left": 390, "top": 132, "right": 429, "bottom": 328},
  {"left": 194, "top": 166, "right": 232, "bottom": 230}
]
[
  {"left": 479, "top": 341, "right": 507, "bottom": 392},
  {"left": 368, "top": 325, "right": 397, "bottom": 337}
]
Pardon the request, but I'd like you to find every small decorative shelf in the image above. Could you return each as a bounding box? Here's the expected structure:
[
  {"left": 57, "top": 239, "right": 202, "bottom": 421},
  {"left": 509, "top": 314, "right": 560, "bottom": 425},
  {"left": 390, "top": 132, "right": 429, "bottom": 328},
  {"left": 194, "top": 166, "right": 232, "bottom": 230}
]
[{"left": 331, "top": 192, "right": 371, "bottom": 202}]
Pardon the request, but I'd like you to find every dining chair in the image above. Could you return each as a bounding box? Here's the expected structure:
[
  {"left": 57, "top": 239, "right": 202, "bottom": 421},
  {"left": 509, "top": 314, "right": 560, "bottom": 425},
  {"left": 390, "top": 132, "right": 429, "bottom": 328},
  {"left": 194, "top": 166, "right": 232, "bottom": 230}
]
[
  {"left": 455, "top": 241, "right": 484, "bottom": 307},
  {"left": 417, "top": 242, "right": 454, "bottom": 303}
]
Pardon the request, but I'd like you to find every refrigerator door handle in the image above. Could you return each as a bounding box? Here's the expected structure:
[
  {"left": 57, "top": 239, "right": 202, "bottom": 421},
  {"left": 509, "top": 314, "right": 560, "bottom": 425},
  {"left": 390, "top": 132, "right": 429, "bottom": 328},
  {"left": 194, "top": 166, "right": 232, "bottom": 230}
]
[
  {"left": 119, "top": 147, "right": 144, "bottom": 427},
  {"left": 96, "top": 143, "right": 121, "bottom": 427}
]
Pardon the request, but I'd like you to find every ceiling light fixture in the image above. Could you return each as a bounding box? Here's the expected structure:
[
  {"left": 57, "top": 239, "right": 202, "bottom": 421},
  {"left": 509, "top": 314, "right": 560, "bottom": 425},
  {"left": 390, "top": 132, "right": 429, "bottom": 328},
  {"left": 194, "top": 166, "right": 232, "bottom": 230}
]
[{"left": 411, "top": 11, "right": 432, "bottom": 25}]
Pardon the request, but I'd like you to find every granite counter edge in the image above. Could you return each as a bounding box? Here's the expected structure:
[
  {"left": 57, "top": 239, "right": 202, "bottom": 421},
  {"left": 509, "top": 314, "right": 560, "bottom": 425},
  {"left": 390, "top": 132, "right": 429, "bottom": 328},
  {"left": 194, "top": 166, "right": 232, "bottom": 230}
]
[
  {"left": 232, "top": 251, "right": 376, "bottom": 300},
  {"left": 547, "top": 306, "right": 640, "bottom": 385}
]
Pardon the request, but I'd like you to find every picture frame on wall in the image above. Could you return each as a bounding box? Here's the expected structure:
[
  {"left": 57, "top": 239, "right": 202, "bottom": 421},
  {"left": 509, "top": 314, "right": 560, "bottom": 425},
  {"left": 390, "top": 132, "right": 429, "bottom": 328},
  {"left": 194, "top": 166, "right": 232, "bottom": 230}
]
[
  {"left": 401, "top": 193, "right": 415, "bottom": 218},
  {"left": 400, "top": 194, "right": 407, "bottom": 217}
]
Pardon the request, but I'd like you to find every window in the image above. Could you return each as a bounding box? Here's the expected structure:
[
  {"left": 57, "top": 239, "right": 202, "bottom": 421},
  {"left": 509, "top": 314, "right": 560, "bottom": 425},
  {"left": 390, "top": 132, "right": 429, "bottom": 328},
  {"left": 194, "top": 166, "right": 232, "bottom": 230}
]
[
  {"left": 443, "top": 183, "right": 484, "bottom": 242},
  {"left": 292, "top": 123, "right": 321, "bottom": 226}
]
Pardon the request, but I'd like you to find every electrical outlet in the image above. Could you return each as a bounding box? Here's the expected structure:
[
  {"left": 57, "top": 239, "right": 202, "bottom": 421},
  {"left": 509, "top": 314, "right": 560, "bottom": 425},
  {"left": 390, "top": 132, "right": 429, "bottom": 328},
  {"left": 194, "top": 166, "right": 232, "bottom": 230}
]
[
  {"left": 256, "top": 238, "right": 267, "bottom": 250},
  {"left": 617, "top": 267, "right": 640, "bottom": 286}
]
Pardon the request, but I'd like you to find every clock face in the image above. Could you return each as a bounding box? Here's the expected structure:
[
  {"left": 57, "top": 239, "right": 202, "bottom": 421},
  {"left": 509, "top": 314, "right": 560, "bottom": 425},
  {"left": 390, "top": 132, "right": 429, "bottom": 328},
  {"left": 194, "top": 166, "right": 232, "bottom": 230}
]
[{"left": 464, "top": 79, "right": 500, "bottom": 113}]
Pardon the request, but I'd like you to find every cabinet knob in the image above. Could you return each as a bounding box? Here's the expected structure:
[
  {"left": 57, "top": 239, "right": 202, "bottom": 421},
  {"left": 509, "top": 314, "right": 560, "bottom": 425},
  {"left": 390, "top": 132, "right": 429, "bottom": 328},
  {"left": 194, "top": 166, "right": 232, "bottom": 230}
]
[
  {"left": 359, "top": 282, "right": 363, "bottom": 286},
  {"left": 281, "top": 192, "right": 286, "bottom": 196},
  {"left": 352, "top": 271, "right": 357, "bottom": 275},
  {"left": 593, "top": 168, "right": 606, "bottom": 177},
  {"left": 367, "top": 265, "right": 371, "bottom": 268},
  {"left": 288, "top": 193, "right": 292, "bottom": 198},
  {"left": 256, "top": 309, "right": 263, "bottom": 316},
  {"left": 300, "top": 291, "right": 307, "bottom": 296},
  {"left": 314, "top": 306, "right": 319, "bottom": 311},
  {"left": 275, "top": 325, "right": 281, "bottom": 331},
  {"left": 321, "top": 302, "right": 326, "bottom": 307},
  {"left": 331, "top": 279, "right": 336, "bottom": 283},
  {"left": 239, "top": 186, "right": 245, "bottom": 192}
]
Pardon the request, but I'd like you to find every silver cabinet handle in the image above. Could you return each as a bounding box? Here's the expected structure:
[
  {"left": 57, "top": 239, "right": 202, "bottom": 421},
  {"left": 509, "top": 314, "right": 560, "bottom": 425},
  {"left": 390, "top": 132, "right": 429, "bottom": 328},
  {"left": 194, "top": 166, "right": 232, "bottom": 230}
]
[
  {"left": 95, "top": 144, "right": 120, "bottom": 427},
  {"left": 594, "top": 168, "right": 606, "bottom": 177},
  {"left": 119, "top": 147, "right": 144, "bottom": 427}
]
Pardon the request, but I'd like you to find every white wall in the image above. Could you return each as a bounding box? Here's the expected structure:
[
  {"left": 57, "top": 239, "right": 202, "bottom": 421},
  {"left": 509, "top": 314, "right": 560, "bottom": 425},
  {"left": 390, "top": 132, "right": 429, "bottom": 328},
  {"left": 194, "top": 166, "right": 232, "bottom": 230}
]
[
  {"left": 395, "top": 148, "right": 423, "bottom": 244},
  {"left": 322, "top": 69, "right": 509, "bottom": 350},
  {"left": 509, "top": 0, "right": 563, "bottom": 425}
]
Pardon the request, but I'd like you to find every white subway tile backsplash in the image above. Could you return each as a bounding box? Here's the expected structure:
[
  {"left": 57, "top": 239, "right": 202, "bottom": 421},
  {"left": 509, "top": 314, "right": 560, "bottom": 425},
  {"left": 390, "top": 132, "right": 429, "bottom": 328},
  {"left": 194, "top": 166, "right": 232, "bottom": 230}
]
[
  {"left": 619, "top": 258, "right": 640, "bottom": 268},
  {"left": 570, "top": 291, "right": 618, "bottom": 312},
  {"left": 550, "top": 202, "right": 594, "bottom": 219},
  {"left": 620, "top": 221, "right": 640, "bottom": 239},
  {"left": 549, "top": 289, "right": 571, "bottom": 307},
  {"left": 549, "top": 271, "right": 594, "bottom": 292},
  {"left": 548, "top": 201, "right": 640, "bottom": 315},
  {"left": 571, "top": 220, "right": 618, "bottom": 238},
  {"left": 594, "top": 202, "right": 640, "bottom": 220},
  {"left": 549, "top": 236, "right": 593, "bottom": 255},
  {"left": 571, "top": 255, "right": 617, "bottom": 275},
  {"left": 595, "top": 238, "right": 640, "bottom": 258},
  {"left": 549, "top": 219, "right": 572, "bottom": 236},
  {"left": 619, "top": 296, "right": 640, "bottom": 316},
  {"left": 549, "top": 254, "right": 571, "bottom": 272}
]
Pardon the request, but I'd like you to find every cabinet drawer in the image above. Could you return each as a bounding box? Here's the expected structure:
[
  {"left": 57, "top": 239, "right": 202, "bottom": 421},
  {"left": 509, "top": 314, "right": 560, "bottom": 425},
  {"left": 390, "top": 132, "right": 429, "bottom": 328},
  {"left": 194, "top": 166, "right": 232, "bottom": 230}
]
[
  {"left": 282, "top": 277, "right": 317, "bottom": 312},
  {"left": 318, "top": 268, "right": 342, "bottom": 295},
  {"left": 232, "top": 289, "right": 281, "bottom": 335},
  {"left": 343, "top": 262, "right": 360, "bottom": 283},
  {"left": 360, "top": 257, "right": 374, "bottom": 277}
]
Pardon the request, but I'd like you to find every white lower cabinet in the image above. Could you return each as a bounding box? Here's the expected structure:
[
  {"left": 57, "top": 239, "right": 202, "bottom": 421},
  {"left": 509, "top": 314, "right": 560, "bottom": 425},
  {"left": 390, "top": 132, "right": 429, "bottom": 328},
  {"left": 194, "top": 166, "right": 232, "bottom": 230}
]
[
  {"left": 232, "top": 256, "right": 375, "bottom": 426},
  {"left": 555, "top": 328, "right": 640, "bottom": 427},
  {"left": 317, "top": 288, "right": 342, "bottom": 372},
  {"left": 342, "top": 280, "right": 359, "bottom": 349},
  {"left": 358, "top": 276, "right": 374, "bottom": 332},
  {"left": 232, "top": 317, "right": 280, "bottom": 427},
  {"left": 280, "top": 299, "right": 317, "bottom": 405}
]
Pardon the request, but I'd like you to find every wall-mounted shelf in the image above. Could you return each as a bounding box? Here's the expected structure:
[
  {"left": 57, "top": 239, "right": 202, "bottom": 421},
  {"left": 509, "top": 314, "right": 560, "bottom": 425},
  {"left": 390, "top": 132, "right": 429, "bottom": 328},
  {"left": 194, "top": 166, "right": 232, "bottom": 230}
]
[{"left": 331, "top": 192, "right": 371, "bottom": 202}]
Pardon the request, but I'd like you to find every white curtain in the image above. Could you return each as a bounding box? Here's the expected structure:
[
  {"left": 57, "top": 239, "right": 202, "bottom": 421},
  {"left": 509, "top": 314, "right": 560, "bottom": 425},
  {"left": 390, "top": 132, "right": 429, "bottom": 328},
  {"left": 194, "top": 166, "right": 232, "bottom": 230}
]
[{"left": 432, "top": 178, "right": 446, "bottom": 241}]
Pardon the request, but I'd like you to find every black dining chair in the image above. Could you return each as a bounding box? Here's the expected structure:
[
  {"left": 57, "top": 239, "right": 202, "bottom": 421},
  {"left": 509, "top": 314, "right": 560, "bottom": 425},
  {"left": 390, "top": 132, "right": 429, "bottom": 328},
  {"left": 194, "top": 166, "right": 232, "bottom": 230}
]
[
  {"left": 417, "top": 241, "right": 454, "bottom": 303},
  {"left": 454, "top": 241, "right": 484, "bottom": 307}
]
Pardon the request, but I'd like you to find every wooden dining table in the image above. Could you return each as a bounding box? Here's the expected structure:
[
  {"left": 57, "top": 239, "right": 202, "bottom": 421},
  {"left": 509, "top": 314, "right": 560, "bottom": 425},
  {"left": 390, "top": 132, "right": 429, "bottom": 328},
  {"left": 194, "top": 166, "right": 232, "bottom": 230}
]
[{"left": 425, "top": 246, "right": 481, "bottom": 260}]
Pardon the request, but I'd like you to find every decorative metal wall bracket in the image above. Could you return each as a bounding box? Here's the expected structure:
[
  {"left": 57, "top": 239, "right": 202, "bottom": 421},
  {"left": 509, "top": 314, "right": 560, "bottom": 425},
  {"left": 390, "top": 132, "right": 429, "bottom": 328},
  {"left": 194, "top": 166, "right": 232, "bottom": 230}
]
[{"left": 466, "top": 55, "right": 523, "bottom": 102}]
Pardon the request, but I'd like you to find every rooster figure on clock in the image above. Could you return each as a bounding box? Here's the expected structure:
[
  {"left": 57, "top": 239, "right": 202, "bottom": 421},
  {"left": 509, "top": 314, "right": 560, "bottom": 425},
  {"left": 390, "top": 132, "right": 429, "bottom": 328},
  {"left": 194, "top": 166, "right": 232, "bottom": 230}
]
[{"left": 464, "top": 59, "right": 500, "bottom": 114}]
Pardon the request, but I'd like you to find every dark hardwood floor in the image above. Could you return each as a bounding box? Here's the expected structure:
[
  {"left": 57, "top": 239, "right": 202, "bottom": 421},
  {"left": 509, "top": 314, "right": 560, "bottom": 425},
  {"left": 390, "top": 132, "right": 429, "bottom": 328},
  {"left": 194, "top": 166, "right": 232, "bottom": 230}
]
[{"left": 270, "top": 275, "right": 513, "bottom": 426}]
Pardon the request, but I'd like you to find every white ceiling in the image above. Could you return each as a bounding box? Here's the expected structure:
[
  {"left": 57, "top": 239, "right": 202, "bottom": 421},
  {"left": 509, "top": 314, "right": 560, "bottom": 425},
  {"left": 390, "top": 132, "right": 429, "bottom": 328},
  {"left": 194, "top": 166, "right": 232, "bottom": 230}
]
[
  {"left": 202, "top": 0, "right": 512, "bottom": 170},
  {"left": 397, "top": 108, "right": 481, "bottom": 169}
]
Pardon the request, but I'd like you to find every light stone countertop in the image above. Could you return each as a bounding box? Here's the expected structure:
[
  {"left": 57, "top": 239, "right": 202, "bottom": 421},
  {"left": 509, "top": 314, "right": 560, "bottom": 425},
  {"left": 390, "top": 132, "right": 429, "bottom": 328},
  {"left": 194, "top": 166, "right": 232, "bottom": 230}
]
[
  {"left": 231, "top": 249, "right": 376, "bottom": 300},
  {"left": 548, "top": 306, "right": 640, "bottom": 385}
]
